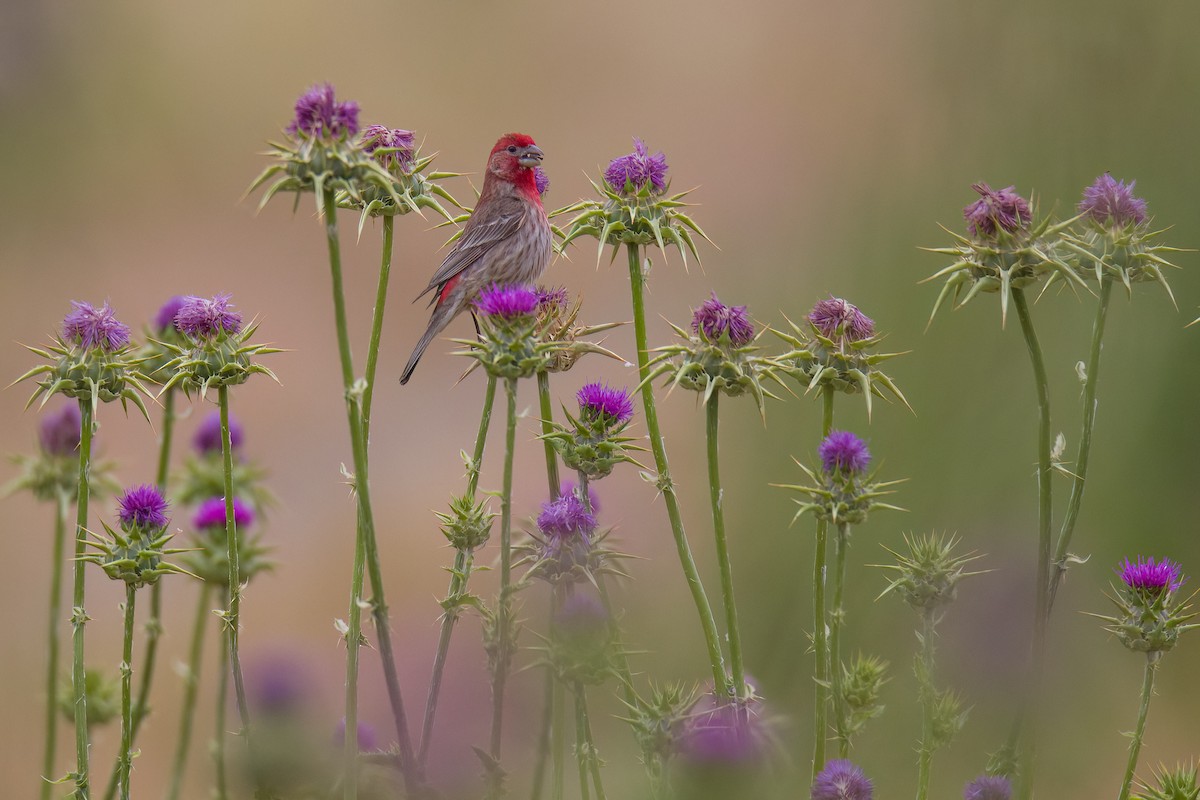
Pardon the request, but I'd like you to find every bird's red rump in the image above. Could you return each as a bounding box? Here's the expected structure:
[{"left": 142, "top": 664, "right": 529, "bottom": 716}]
[
  {"left": 438, "top": 274, "right": 462, "bottom": 303},
  {"left": 492, "top": 132, "right": 536, "bottom": 153}
]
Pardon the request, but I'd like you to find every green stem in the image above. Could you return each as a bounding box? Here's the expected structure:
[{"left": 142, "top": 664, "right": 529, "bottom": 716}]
[
  {"left": 577, "top": 684, "right": 607, "bottom": 800},
  {"left": 1049, "top": 277, "right": 1113, "bottom": 613},
  {"left": 1012, "top": 289, "right": 1052, "bottom": 800},
  {"left": 573, "top": 684, "right": 593, "bottom": 800},
  {"left": 489, "top": 377, "right": 519, "bottom": 767},
  {"left": 811, "top": 386, "right": 835, "bottom": 779},
  {"left": 344, "top": 501, "right": 367, "bottom": 800},
  {"left": 321, "top": 189, "right": 417, "bottom": 785},
  {"left": 219, "top": 387, "right": 252, "bottom": 740},
  {"left": 552, "top": 663, "right": 565, "bottom": 800},
  {"left": 117, "top": 586, "right": 136, "bottom": 800},
  {"left": 361, "top": 214, "right": 394, "bottom": 443},
  {"left": 537, "top": 371, "right": 561, "bottom": 498},
  {"left": 530, "top": 612, "right": 556, "bottom": 800},
  {"left": 103, "top": 389, "right": 177, "bottom": 800},
  {"left": 625, "top": 242, "right": 726, "bottom": 694},
  {"left": 214, "top": 631, "right": 228, "bottom": 800},
  {"left": 705, "top": 393, "right": 745, "bottom": 699},
  {"left": 1117, "top": 658, "right": 1157, "bottom": 800},
  {"left": 165, "top": 584, "right": 210, "bottom": 800},
  {"left": 419, "top": 375, "right": 495, "bottom": 773},
  {"left": 71, "top": 398, "right": 94, "bottom": 800},
  {"left": 916, "top": 610, "right": 936, "bottom": 800},
  {"left": 831, "top": 521, "right": 850, "bottom": 758},
  {"left": 41, "top": 491, "right": 69, "bottom": 800}
]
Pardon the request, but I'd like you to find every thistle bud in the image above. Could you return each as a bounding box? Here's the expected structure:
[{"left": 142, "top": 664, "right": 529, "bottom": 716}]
[
  {"left": 839, "top": 654, "right": 889, "bottom": 739},
  {"left": 1133, "top": 762, "right": 1199, "bottom": 800},
  {"left": 876, "top": 532, "right": 982, "bottom": 612},
  {"left": 436, "top": 493, "right": 495, "bottom": 553},
  {"left": 550, "top": 590, "right": 615, "bottom": 686},
  {"left": 59, "top": 668, "right": 120, "bottom": 729},
  {"left": 84, "top": 485, "right": 190, "bottom": 588},
  {"left": 777, "top": 430, "right": 902, "bottom": 528}
]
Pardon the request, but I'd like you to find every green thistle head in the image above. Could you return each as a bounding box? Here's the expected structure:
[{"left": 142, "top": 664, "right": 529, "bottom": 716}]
[
  {"left": 1134, "top": 762, "right": 1199, "bottom": 800},
  {"left": 875, "top": 532, "right": 983, "bottom": 613}
]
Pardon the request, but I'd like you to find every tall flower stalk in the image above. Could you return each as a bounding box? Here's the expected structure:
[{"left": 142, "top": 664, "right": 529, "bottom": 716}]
[{"left": 165, "top": 583, "right": 210, "bottom": 800}]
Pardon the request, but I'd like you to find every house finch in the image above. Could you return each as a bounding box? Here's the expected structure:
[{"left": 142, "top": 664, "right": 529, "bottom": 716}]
[{"left": 400, "top": 133, "right": 552, "bottom": 384}]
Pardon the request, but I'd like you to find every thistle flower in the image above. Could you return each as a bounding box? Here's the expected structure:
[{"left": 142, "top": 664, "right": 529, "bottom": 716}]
[
  {"left": 964, "top": 775, "right": 1012, "bottom": 800},
  {"left": 174, "top": 293, "right": 243, "bottom": 340},
  {"left": 678, "top": 694, "right": 769, "bottom": 767},
  {"left": 474, "top": 283, "right": 540, "bottom": 319},
  {"left": 819, "top": 430, "right": 870, "bottom": 475},
  {"left": 153, "top": 296, "right": 188, "bottom": 333},
  {"left": 1120, "top": 557, "right": 1185, "bottom": 597},
  {"left": 577, "top": 382, "right": 634, "bottom": 427},
  {"left": 692, "top": 293, "right": 756, "bottom": 347},
  {"left": 1094, "top": 556, "right": 1196, "bottom": 658},
  {"left": 534, "top": 166, "right": 550, "bottom": 197},
  {"left": 63, "top": 301, "right": 131, "bottom": 352},
  {"left": 811, "top": 759, "right": 873, "bottom": 800},
  {"left": 360, "top": 125, "right": 415, "bottom": 172},
  {"left": 456, "top": 284, "right": 561, "bottom": 379},
  {"left": 194, "top": 410, "right": 244, "bottom": 456},
  {"left": 38, "top": 402, "right": 81, "bottom": 457},
  {"left": 1079, "top": 174, "right": 1148, "bottom": 228},
  {"left": 537, "top": 491, "right": 597, "bottom": 539},
  {"left": 772, "top": 298, "right": 908, "bottom": 420},
  {"left": 604, "top": 138, "right": 669, "bottom": 195},
  {"left": 335, "top": 719, "right": 379, "bottom": 753},
  {"left": 963, "top": 183, "right": 1032, "bottom": 239},
  {"left": 288, "top": 83, "right": 359, "bottom": 139},
  {"left": 85, "top": 484, "right": 189, "bottom": 587},
  {"left": 193, "top": 496, "right": 255, "bottom": 530},
  {"left": 520, "top": 490, "right": 620, "bottom": 585},
  {"left": 117, "top": 484, "right": 170, "bottom": 531}
]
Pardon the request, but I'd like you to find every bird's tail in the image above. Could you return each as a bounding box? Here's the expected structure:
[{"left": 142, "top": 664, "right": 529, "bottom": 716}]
[{"left": 400, "top": 300, "right": 457, "bottom": 385}]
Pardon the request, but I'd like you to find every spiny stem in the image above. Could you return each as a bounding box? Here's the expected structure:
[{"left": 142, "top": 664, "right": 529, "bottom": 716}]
[
  {"left": 1012, "top": 288, "right": 1052, "bottom": 800},
  {"left": 419, "top": 375, "right": 495, "bottom": 773},
  {"left": 576, "top": 684, "right": 607, "bottom": 800},
  {"left": 625, "top": 242, "right": 726, "bottom": 695},
  {"left": 915, "top": 610, "right": 937, "bottom": 800},
  {"left": 530, "top": 608, "right": 556, "bottom": 800},
  {"left": 321, "top": 189, "right": 417, "bottom": 786},
  {"left": 117, "top": 585, "right": 136, "bottom": 800},
  {"left": 1049, "top": 277, "right": 1113, "bottom": 613},
  {"left": 214, "top": 632, "right": 228, "bottom": 800},
  {"left": 811, "top": 385, "right": 835, "bottom": 779},
  {"left": 489, "top": 377, "right": 519, "bottom": 765},
  {"left": 165, "top": 584, "right": 210, "bottom": 800},
  {"left": 1117, "top": 658, "right": 1158, "bottom": 800},
  {"left": 344, "top": 499, "right": 367, "bottom": 800},
  {"left": 706, "top": 392, "right": 746, "bottom": 700},
  {"left": 831, "top": 521, "right": 850, "bottom": 757},
  {"left": 71, "top": 398, "right": 94, "bottom": 800},
  {"left": 552, "top": 660, "right": 566, "bottom": 800},
  {"left": 219, "top": 387, "right": 252, "bottom": 743},
  {"left": 41, "top": 490, "right": 69, "bottom": 800},
  {"left": 575, "top": 685, "right": 591, "bottom": 800}
]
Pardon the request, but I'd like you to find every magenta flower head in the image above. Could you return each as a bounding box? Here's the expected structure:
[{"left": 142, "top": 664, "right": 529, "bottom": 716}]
[
  {"left": 536, "top": 285, "right": 569, "bottom": 314},
  {"left": 361, "top": 125, "right": 415, "bottom": 171},
  {"left": 604, "top": 137, "right": 669, "bottom": 195},
  {"left": 153, "top": 296, "right": 188, "bottom": 333},
  {"left": 679, "top": 695, "right": 769, "bottom": 767},
  {"left": 474, "top": 283, "right": 540, "bottom": 319},
  {"left": 963, "top": 182, "right": 1031, "bottom": 239},
  {"left": 808, "top": 297, "right": 876, "bottom": 343},
  {"left": 63, "top": 301, "right": 131, "bottom": 352},
  {"left": 560, "top": 481, "right": 600, "bottom": 513},
  {"left": 538, "top": 491, "right": 597, "bottom": 539},
  {"left": 534, "top": 166, "right": 550, "bottom": 196},
  {"left": 194, "top": 410, "right": 244, "bottom": 456},
  {"left": 1119, "top": 557, "right": 1184, "bottom": 597},
  {"left": 1079, "top": 174, "right": 1148, "bottom": 228},
  {"left": 334, "top": 718, "right": 379, "bottom": 752},
  {"left": 964, "top": 775, "right": 1012, "bottom": 800},
  {"left": 117, "top": 484, "right": 170, "bottom": 531},
  {"left": 820, "top": 431, "right": 871, "bottom": 475},
  {"left": 577, "top": 382, "right": 634, "bottom": 427},
  {"left": 39, "top": 403, "right": 81, "bottom": 457},
  {"left": 692, "top": 293, "right": 756, "bottom": 346},
  {"left": 174, "top": 293, "right": 243, "bottom": 340},
  {"left": 193, "top": 496, "right": 255, "bottom": 531},
  {"left": 288, "top": 83, "right": 359, "bottom": 138},
  {"left": 811, "top": 759, "right": 874, "bottom": 800}
]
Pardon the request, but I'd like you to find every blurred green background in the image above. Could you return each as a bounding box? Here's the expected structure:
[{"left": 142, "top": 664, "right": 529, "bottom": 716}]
[{"left": 3, "top": 1, "right": 1199, "bottom": 797}]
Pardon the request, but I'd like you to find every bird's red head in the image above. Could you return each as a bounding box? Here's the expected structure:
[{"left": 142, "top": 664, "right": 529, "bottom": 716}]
[{"left": 487, "top": 133, "right": 544, "bottom": 197}]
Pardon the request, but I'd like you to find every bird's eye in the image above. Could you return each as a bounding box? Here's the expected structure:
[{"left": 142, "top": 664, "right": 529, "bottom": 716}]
[{"left": 506, "top": 145, "right": 518, "bottom": 154}]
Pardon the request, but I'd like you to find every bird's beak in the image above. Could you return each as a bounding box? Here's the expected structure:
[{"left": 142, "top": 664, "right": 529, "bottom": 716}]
[{"left": 518, "top": 145, "right": 544, "bottom": 168}]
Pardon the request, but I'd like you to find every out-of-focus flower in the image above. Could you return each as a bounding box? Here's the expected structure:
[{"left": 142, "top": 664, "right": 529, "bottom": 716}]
[{"left": 811, "top": 758, "right": 873, "bottom": 800}]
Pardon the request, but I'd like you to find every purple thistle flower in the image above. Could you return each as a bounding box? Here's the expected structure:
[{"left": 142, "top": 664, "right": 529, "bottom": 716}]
[
  {"left": 811, "top": 759, "right": 874, "bottom": 800},
  {"left": 604, "top": 137, "right": 669, "bottom": 195},
  {"left": 360, "top": 125, "right": 415, "bottom": 170},
  {"left": 1079, "top": 174, "right": 1148, "bottom": 228},
  {"left": 534, "top": 166, "right": 550, "bottom": 197},
  {"left": 538, "top": 491, "right": 597, "bottom": 539},
  {"left": 194, "top": 410, "right": 244, "bottom": 455},
  {"left": 193, "top": 496, "right": 255, "bottom": 530},
  {"left": 334, "top": 718, "right": 379, "bottom": 752},
  {"left": 807, "top": 297, "right": 876, "bottom": 342},
  {"left": 560, "top": 481, "right": 600, "bottom": 513},
  {"left": 964, "top": 775, "right": 1012, "bottom": 800},
  {"left": 174, "top": 293, "right": 243, "bottom": 340},
  {"left": 248, "top": 653, "right": 309, "bottom": 714},
  {"left": 62, "top": 301, "right": 131, "bottom": 352},
  {"left": 554, "top": 590, "right": 609, "bottom": 638},
  {"left": 474, "top": 284, "right": 540, "bottom": 319},
  {"left": 287, "top": 83, "right": 359, "bottom": 138},
  {"left": 117, "top": 484, "right": 170, "bottom": 530},
  {"left": 819, "top": 431, "right": 871, "bottom": 475},
  {"left": 153, "top": 296, "right": 188, "bottom": 333},
  {"left": 577, "top": 382, "right": 634, "bottom": 426},
  {"left": 536, "top": 285, "right": 569, "bottom": 314},
  {"left": 679, "top": 695, "right": 768, "bottom": 766},
  {"left": 963, "top": 182, "right": 1032, "bottom": 239},
  {"left": 39, "top": 403, "right": 81, "bottom": 457},
  {"left": 692, "top": 293, "right": 756, "bottom": 346},
  {"left": 1119, "top": 556, "right": 1184, "bottom": 596}
]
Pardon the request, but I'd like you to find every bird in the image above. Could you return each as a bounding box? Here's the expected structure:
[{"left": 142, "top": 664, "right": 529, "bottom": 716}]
[{"left": 400, "top": 133, "right": 552, "bottom": 384}]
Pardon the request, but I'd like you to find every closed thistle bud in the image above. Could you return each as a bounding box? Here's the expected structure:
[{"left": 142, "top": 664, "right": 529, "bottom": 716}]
[
  {"left": 840, "top": 654, "right": 889, "bottom": 738},
  {"left": 1093, "top": 557, "right": 1196, "bottom": 660},
  {"left": 543, "top": 382, "right": 643, "bottom": 480},
  {"left": 623, "top": 682, "right": 698, "bottom": 767},
  {"left": 158, "top": 294, "right": 280, "bottom": 398},
  {"left": 435, "top": 493, "right": 495, "bottom": 552},
  {"left": 549, "top": 590, "right": 615, "bottom": 686},
  {"left": 84, "top": 485, "right": 191, "bottom": 588},
  {"left": 876, "top": 532, "right": 983, "bottom": 613},
  {"left": 776, "top": 430, "right": 903, "bottom": 528},
  {"left": 1133, "top": 762, "right": 1200, "bottom": 800},
  {"left": 59, "top": 667, "right": 121, "bottom": 729}
]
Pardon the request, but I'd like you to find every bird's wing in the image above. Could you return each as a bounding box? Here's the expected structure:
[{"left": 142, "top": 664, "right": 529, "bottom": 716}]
[{"left": 415, "top": 196, "right": 527, "bottom": 303}]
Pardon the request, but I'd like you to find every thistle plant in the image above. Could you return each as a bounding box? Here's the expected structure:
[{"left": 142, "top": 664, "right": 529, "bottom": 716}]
[
  {"left": 811, "top": 758, "right": 874, "bottom": 800},
  {"left": 557, "top": 137, "right": 728, "bottom": 705},
  {"left": 1090, "top": 558, "right": 1197, "bottom": 800},
  {"left": 1134, "top": 762, "right": 1200, "bottom": 800},
  {"left": 877, "top": 532, "right": 980, "bottom": 800},
  {"left": 963, "top": 775, "right": 1013, "bottom": 800},
  {"left": 541, "top": 382, "right": 642, "bottom": 482}
]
